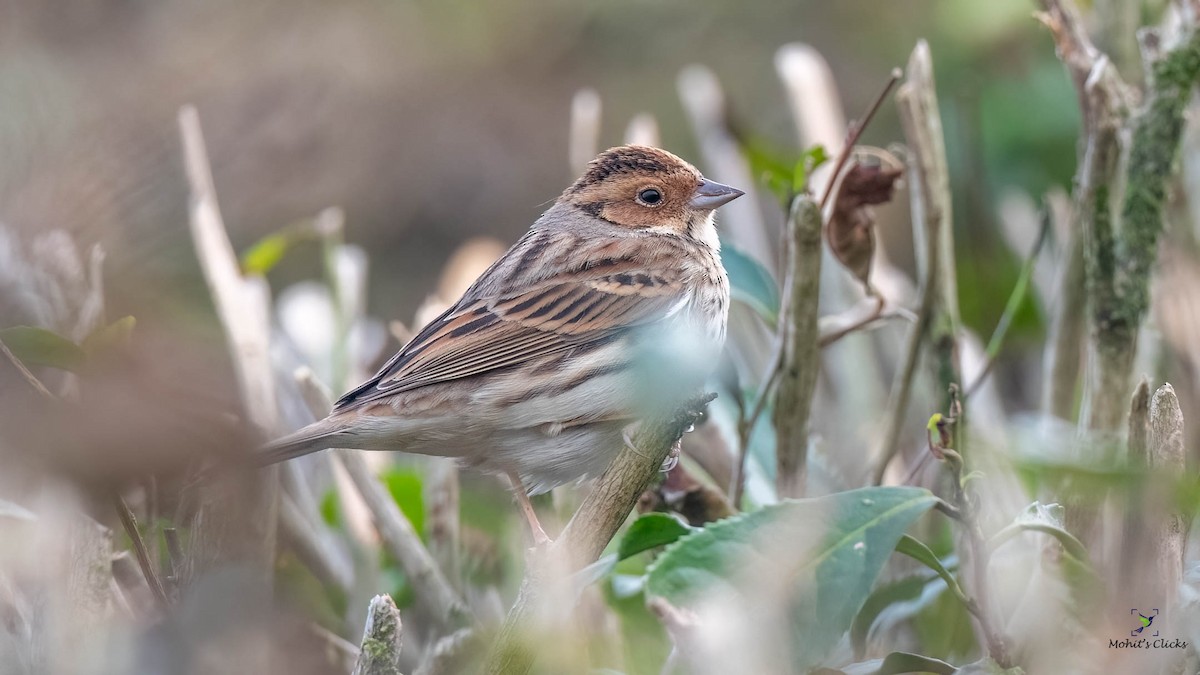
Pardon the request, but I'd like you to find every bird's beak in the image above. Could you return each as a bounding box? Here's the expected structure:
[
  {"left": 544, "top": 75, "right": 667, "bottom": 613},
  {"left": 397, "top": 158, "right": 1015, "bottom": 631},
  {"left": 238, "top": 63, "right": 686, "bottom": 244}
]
[{"left": 690, "top": 178, "right": 745, "bottom": 211}]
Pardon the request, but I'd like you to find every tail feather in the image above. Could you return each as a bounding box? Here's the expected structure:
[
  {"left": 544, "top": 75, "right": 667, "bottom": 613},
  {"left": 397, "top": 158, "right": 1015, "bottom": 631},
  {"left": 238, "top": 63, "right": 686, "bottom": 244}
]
[{"left": 258, "top": 421, "right": 351, "bottom": 466}]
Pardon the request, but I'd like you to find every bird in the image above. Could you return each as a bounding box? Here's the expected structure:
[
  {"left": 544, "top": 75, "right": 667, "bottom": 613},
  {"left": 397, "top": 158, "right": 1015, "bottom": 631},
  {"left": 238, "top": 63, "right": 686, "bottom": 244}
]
[
  {"left": 261, "top": 145, "right": 743, "bottom": 543},
  {"left": 1135, "top": 612, "right": 1155, "bottom": 635}
]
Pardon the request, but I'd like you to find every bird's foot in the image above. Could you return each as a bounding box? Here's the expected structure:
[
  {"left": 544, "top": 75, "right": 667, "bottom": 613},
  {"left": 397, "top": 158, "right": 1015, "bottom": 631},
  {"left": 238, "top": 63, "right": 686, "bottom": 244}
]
[
  {"left": 623, "top": 429, "right": 681, "bottom": 473},
  {"left": 507, "top": 471, "right": 553, "bottom": 547}
]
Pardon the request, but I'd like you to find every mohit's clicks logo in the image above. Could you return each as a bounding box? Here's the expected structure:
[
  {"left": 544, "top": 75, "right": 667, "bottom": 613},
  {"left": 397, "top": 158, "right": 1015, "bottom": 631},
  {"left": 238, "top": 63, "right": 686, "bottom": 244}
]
[
  {"left": 1109, "top": 608, "right": 1187, "bottom": 650},
  {"left": 1131, "top": 608, "right": 1159, "bottom": 638}
]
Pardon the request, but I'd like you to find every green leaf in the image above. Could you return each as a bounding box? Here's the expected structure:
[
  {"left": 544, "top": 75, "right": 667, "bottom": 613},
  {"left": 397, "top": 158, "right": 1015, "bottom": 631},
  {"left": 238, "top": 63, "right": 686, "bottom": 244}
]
[
  {"left": 876, "top": 652, "right": 957, "bottom": 674},
  {"left": 895, "top": 535, "right": 972, "bottom": 609},
  {"left": 989, "top": 503, "right": 1088, "bottom": 561},
  {"left": 618, "top": 513, "right": 695, "bottom": 561},
  {"left": 240, "top": 231, "right": 294, "bottom": 275},
  {"left": 81, "top": 315, "right": 136, "bottom": 356},
  {"left": 722, "top": 244, "right": 780, "bottom": 327},
  {"left": 645, "top": 486, "right": 937, "bottom": 671},
  {"left": 0, "top": 326, "right": 86, "bottom": 372},
  {"left": 793, "top": 144, "right": 830, "bottom": 194},
  {"left": 742, "top": 139, "right": 796, "bottom": 205},
  {"left": 822, "top": 652, "right": 957, "bottom": 675},
  {"left": 989, "top": 502, "right": 1102, "bottom": 618},
  {"left": 603, "top": 576, "right": 670, "bottom": 675},
  {"left": 380, "top": 468, "right": 425, "bottom": 538},
  {"left": 954, "top": 658, "right": 1025, "bottom": 674},
  {"left": 850, "top": 568, "right": 947, "bottom": 657},
  {"left": 319, "top": 489, "right": 340, "bottom": 527}
]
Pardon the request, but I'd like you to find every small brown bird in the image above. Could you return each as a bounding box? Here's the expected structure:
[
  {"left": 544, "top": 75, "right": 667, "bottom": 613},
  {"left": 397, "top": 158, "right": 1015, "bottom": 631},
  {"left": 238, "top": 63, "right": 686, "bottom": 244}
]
[{"left": 263, "top": 145, "right": 743, "bottom": 542}]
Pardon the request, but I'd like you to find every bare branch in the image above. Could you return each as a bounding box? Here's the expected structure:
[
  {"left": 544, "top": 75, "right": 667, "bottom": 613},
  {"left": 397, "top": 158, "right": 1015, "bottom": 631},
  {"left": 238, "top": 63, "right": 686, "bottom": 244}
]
[
  {"left": 337, "top": 448, "right": 469, "bottom": 630},
  {"left": 773, "top": 195, "right": 823, "bottom": 497},
  {"left": 177, "top": 105, "right": 279, "bottom": 589}
]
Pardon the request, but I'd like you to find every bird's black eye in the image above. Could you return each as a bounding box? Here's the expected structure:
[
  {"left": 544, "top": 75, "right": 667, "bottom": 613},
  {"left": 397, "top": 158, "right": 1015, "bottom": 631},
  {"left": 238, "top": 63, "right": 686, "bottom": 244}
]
[{"left": 637, "top": 187, "right": 663, "bottom": 206}]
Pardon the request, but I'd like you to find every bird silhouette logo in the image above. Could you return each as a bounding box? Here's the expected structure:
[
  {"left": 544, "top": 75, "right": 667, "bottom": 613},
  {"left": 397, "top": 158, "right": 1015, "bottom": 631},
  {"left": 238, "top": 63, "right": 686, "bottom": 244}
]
[{"left": 1132, "top": 608, "right": 1159, "bottom": 637}]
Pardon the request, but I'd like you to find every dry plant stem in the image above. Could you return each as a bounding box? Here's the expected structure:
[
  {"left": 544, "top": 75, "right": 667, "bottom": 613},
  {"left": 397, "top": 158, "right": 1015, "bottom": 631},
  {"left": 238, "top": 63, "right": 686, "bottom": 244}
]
[
  {"left": 1149, "top": 384, "right": 1186, "bottom": 611},
  {"left": 873, "top": 281, "right": 934, "bottom": 485},
  {"left": 353, "top": 594, "right": 404, "bottom": 675},
  {"left": 484, "top": 394, "right": 713, "bottom": 675},
  {"left": 941, "top": 451, "right": 1012, "bottom": 668},
  {"left": 1118, "top": 379, "right": 1151, "bottom": 601},
  {"left": 1101, "top": 28, "right": 1200, "bottom": 414},
  {"left": 1041, "top": 223, "right": 1086, "bottom": 419},
  {"left": 178, "top": 105, "right": 279, "bottom": 586},
  {"left": 875, "top": 41, "right": 959, "bottom": 484},
  {"left": 816, "top": 296, "right": 891, "bottom": 348},
  {"left": 737, "top": 67, "right": 901, "bottom": 477},
  {"left": 1038, "top": 0, "right": 1126, "bottom": 424},
  {"left": 964, "top": 212, "right": 1051, "bottom": 399},
  {"left": 425, "top": 459, "right": 462, "bottom": 586},
  {"left": 1041, "top": 0, "right": 1200, "bottom": 433},
  {"left": 896, "top": 42, "right": 962, "bottom": 413},
  {"left": 279, "top": 492, "right": 352, "bottom": 594},
  {"left": 112, "top": 493, "right": 169, "bottom": 609},
  {"left": 414, "top": 628, "right": 475, "bottom": 675},
  {"left": 773, "top": 195, "right": 823, "bottom": 498},
  {"left": 0, "top": 339, "right": 56, "bottom": 400},
  {"left": 818, "top": 69, "right": 903, "bottom": 211},
  {"left": 337, "top": 448, "right": 468, "bottom": 630}
]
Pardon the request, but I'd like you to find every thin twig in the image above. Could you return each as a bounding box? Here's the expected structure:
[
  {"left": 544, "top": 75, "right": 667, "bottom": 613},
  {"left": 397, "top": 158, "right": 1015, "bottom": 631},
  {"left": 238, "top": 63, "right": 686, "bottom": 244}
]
[
  {"left": 0, "top": 339, "right": 57, "bottom": 400},
  {"left": 111, "top": 493, "right": 169, "bottom": 609},
  {"left": 289, "top": 369, "right": 467, "bottom": 629},
  {"left": 739, "top": 67, "right": 903, "bottom": 493},
  {"left": 963, "top": 209, "right": 1051, "bottom": 399},
  {"left": 818, "top": 68, "right": 903, "bottom": 211},
  {"left": 339, "top": 450, "right": 468, "bottom": 630},
  {"left": 817, "top": 295, "right": 887, "bottom": 348}
]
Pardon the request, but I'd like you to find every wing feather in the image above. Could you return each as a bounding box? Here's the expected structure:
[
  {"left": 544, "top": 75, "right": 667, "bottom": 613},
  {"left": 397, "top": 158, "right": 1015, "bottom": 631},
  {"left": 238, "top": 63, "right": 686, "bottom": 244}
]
[{"left": 333, "top": 231, "right": 688, "bottom": 411}]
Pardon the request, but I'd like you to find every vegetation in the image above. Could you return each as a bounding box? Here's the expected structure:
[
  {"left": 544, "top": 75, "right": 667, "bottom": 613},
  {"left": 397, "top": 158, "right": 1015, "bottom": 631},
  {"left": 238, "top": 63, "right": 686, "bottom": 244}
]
[{"left": 1, "top": 1, "right": 1199, "bottom": 674}]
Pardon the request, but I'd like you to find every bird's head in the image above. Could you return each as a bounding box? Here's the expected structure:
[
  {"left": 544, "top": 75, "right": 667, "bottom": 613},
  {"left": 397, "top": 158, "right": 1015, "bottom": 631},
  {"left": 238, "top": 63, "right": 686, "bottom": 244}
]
[{"left": 561, "top": 145, "right": 743, "bottom": 241}]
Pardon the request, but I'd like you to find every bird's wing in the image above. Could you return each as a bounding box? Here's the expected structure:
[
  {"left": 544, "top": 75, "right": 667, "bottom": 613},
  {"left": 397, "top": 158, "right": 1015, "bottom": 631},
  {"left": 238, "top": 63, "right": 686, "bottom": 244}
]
[{"left": 333, "top": 231, "right": 689, "bottom": 411}]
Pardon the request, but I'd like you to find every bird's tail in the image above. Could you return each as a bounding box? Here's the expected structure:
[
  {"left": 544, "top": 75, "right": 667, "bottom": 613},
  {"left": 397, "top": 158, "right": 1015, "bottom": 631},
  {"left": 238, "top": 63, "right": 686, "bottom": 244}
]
[{"left": 257, "top": 420, "right": 356, "bottom": 466}]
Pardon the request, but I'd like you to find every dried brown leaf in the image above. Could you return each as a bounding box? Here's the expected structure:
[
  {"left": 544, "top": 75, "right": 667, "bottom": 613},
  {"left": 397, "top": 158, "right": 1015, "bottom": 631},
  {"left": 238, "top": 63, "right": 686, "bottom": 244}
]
[{"left": 827, "top": 162, "right": 903, "bottom": 289}]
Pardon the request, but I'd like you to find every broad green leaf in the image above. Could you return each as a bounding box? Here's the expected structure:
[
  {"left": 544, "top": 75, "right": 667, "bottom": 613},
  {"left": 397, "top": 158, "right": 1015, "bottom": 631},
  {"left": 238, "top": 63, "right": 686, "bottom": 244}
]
[
  {"left": 850, "top": 568, "right": 947, "bottom": 657},
  {"left": 913, "top": 582, "right": 977, "bottom": 663},
  {"left": 722, "top": 244, "right": 780, "bottom": 327},
  {"left": 645, "top": 486, "right": 937, "bottom": 671},
  {"left": 0, "top": 326, "right": 86, "bottom": 372},
  {"left": 82, "top": 315, "right": 136, "bottom": 356},
  {"left": 380, "top": 468, "right": 425, "bottom": 538},
  {"left": 618, "top": 513, "right": 695, "bottom": 561},
  {"left": 603, "top": 576, "right": 670, "bottom": 675},
  {"left": 895, "top": 535, "right": 971, "bottom": 608}
]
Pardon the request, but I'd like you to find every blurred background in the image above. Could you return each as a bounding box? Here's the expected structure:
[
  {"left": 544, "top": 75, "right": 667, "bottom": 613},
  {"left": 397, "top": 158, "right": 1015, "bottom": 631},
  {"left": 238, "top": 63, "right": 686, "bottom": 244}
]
[
  {"left": 3, "top": 0, "right": 1196, "bottom": 673},
  {"left": 0, "top": 0, "right": 1076, "bottom": 340}
]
